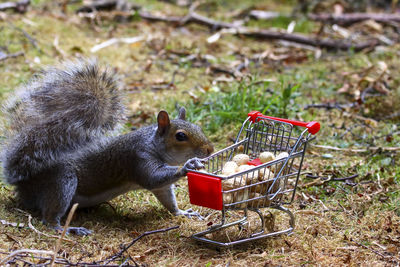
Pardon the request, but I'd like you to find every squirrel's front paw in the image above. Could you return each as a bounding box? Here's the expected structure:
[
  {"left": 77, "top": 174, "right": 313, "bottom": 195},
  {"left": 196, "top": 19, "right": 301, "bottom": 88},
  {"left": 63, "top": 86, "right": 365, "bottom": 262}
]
[
  {"left": 175, "top": 208, "right": 204, "bottom": 220},
  {"left": 182, "top": 158, "right": 204, "bottom": 174}
]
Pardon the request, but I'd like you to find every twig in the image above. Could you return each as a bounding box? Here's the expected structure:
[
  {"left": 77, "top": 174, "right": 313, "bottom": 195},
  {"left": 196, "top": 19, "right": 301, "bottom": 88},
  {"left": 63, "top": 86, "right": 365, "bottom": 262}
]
[
  {"left": 8, "top": 22, "right": 41, "bottom": 52},
  {"left": 53, "top": 35, "right": 67, "bottom": 58},
  {"left": 182, "top": 11, "right": 242, "bottom": 30},
  {"left": 331, "top": 174, "right": 358, "bottom": 181},
  {"left": 15, "top": 208, "right": 74, "bottom": 242},
  {"left": 151, "top": 69, "right": 179, "bottom": 90},
  {"left": 76, "top": 0, "right": 140, "bottom": 13},
  {"left": 0, "top": 219, "right": 25, "bottom": 228},
  {"left": 76, "top": 3, "right": 378, "bottom": 51},
  {"left": 351, "top": 239, "right": 400, "bottom": 264},
  {"left": 140, "top": 10, "right": 378, "bottom": 50},
  {"left": 76, "top": 0, "right": 118, "bottom": 12},
  {"left": 302, "top": 174, "right": 359, "bottom": 188},
  {"left": 311, "top": 144, "right": 400, "bottom": 153},
  {"left": 50, "top": 203, "right": 79, "bottom": 267},
  {"left": 236, "top": 28, "right": 378, "bottom": 51},
  {"left": 294, "top": 210, "right": 322, "bottom": 216},
  {"left": 301, "top": 178, "right": 325, "bottom": 188},
  {"left": 304, "top": 102, "right": 355, "bottom": 110},
  {"left": 209, "top": 64, "right": 237, "bottom": 77},
  {"left": 90, "top": 36, "right": 144, "bottom": 53},
  {"left": 305, "top": 174, "right": 358, "bottom": 181},
  {"left": 0, "top": 51, "right": 24, "bottom": 62},
  {"left": 308, "top": 195, "right": 329, "bottom": 211},
  {"left": 99, "top": 225, "right": 179, "bottom": 265},
  {"left": 136, "top": 11, "right": 182, "bottom": 24},
  {"left": 0, "top": 0, "right": 30, "bottom": 13},
  {"left": 138, "top": 0, "right": 238, "bottom": 30},
  {"left": 360, "top": 86, "right": 379, "bottom": 103},
  {"left": 0, "top": 249, "right": 55, "bottom": 265},
  {"left": 0, "top": 251, "right": 72, "bottom": 265},
  {"left": 309, "top": 13, "right": 400, "bottom": 26}
]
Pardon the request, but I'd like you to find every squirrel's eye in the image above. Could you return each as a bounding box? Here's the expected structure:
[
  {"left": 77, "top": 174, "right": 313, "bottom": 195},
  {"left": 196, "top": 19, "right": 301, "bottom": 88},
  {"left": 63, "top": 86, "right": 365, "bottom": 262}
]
[{"left": 175, "top": 132, "right": 188, "bottom": 141}]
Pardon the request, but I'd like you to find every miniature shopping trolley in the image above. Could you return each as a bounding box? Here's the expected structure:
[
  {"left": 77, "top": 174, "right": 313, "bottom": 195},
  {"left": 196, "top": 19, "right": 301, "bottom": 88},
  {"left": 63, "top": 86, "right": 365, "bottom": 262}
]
[{"left": 187, "top": 111, "right": 320, "bottom": 247}]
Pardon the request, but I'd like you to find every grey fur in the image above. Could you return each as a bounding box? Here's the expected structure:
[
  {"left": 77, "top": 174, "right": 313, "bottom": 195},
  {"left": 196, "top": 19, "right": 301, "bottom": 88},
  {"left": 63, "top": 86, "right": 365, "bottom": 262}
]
[
  {"left": 1, "top": 59, "right": 213, "bottom": 234},
  {"left": 3, "top": 59, "right": 125, "bottom": 185}
]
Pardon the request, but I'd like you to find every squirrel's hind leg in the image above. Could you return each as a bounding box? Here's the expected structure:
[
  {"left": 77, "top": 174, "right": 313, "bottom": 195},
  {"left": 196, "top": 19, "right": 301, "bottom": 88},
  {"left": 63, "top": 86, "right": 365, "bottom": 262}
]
[{"left": 38, "top": 167, "right": 92, "bottom": 236}]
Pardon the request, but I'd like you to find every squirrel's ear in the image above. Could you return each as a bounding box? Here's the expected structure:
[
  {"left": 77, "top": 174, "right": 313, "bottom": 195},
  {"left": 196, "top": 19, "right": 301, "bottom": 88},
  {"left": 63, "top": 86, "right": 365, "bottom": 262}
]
[
  {"left": 157, "top": 110, "right": 170, "bottom": 135},
  {"left": 178, "top": 107, "right": 186, "bottom": 120}
]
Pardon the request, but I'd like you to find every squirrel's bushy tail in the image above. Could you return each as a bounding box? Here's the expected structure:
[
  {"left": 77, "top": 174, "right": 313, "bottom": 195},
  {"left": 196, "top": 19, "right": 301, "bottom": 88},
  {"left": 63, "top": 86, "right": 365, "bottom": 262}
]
[{"left": 2, "top": 59, "right": 125, "bottom": 184}]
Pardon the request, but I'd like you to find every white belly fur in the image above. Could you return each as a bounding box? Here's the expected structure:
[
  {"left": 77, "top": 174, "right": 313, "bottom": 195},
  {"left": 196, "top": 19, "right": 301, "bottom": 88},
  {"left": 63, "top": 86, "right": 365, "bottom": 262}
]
[{"left": 72, "top": 182, "right": 142, "bottom": 208}]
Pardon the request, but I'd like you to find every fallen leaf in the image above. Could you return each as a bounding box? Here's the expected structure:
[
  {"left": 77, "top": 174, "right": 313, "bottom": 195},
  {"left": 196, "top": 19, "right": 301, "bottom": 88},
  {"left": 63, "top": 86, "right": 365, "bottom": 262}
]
[
  {"left": 187, "top": 91, "right": 200, "bottom": 103},
  {"left": 332, "top": 24, "right": 350, "bottom": 38},
  {"left": 207, "top": 32, "right": 221, "bottom": 43},
  {"left": 249, "top": 10, "right": 280, "bottom": 20},
  {"left": 130, "top": 100, "right": 142, "bottom": 112},
  {"left": 366, "top": 119, "right": 378, "bottom": 128},
  {"left": 363, "top": 19, "right": 383, "bottom": 33},
  {"left": 287, "top": 21, "right": 296, "bottom": 33},
  {"left": 91, "top": 36, "right": 144, "bottom": 53},
  {"left": 144, "top": 247, "right": 157, "bottom": 255},
  {"left": 337, "top": 83, "right": 350, "bottom": 94}
]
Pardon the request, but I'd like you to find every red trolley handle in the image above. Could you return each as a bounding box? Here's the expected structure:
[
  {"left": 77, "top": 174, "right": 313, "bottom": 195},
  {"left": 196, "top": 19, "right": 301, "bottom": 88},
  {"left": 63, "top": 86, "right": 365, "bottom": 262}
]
[{"left": 248, "top": 111, "right": 320, "bottom": 135}]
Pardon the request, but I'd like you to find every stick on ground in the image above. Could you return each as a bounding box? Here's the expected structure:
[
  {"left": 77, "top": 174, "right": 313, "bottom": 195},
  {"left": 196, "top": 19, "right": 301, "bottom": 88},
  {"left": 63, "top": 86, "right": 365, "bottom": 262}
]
[
  {"left": 137, "top": 10, "right": 378, "bottom": 51},
  {"left": 0, "top": 249, "right": 55, "bottom": 265},
  {"left": 99, "top": 225, "right": 180, "bottom": 265},
  {"left": 0, "top": 0, "right": 30, "bottom": 13},
  {"left": 0, "top": 51, "right": 24, "bottom": 62},
  {"left": 76, "top": 3, "right": 379, "bottom": 51},
  {"left": 309, "top": 13, "right": 400, "bottom": 26}
]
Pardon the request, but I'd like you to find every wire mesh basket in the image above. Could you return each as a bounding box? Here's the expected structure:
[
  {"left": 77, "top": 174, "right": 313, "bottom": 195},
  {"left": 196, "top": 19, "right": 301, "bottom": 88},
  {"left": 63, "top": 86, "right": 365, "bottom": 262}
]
[{"left": 187, "top": 111, "right": 320, "bottom": 247}]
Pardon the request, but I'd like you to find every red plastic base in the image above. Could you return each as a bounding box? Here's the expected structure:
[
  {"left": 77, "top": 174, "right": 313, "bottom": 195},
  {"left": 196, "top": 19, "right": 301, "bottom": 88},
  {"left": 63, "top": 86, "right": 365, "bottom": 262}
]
[{"left": 187, "top": 172, "right": 223, "bottom": 210}]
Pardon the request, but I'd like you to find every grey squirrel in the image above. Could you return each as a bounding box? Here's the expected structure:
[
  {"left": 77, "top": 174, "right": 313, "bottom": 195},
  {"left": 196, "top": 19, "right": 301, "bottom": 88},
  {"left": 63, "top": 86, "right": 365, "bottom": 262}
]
[{"left": 2, "top": 59, "right": 214, "bottom": 235}]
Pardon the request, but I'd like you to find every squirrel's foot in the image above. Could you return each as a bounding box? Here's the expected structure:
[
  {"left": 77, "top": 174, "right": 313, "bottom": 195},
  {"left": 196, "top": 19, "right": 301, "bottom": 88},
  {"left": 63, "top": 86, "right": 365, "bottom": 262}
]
[
  {"left": 181, "top": 158, "right": 205, "bottom": 175},
  {"left": 54, "top": 226, "right": 92, "bottom": 236},
  {"left": 176, "top": 208, "right": 204, "bottom": 220},
  {"left": 66, "top": 227, "right": 92, "bottom": 236}
]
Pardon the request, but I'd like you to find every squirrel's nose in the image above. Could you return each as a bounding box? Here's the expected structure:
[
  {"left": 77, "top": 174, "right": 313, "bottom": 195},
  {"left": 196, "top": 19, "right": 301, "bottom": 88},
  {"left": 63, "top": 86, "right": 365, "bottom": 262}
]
[
  {"left": 206, "top": 143, "right": 214, "bottom": 156},
  {"left": 200, "top": 143, "right": 214, "bottom": 157}
]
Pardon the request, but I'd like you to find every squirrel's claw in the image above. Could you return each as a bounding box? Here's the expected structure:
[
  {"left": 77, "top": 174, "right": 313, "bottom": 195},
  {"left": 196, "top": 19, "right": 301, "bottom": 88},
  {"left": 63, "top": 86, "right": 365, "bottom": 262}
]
[
  {"left": 182, "top": 158, "right": 204, "bottom": 174},
  {"left": 176, "top": 208, "right": 204, "bottom": 220}
]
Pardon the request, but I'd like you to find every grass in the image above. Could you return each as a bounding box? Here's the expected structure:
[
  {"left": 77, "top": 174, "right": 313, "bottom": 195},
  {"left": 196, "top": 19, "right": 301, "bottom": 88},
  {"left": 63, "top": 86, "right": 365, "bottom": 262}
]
[
  {"left": 0, "top": 0, "right": 400, "bottom": 266},
  {"left": 247, "top": 16, "right": 316, "bottom": 33},
  {"left": 177, "top": 79, "right": 301, "bottom": 132}
]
